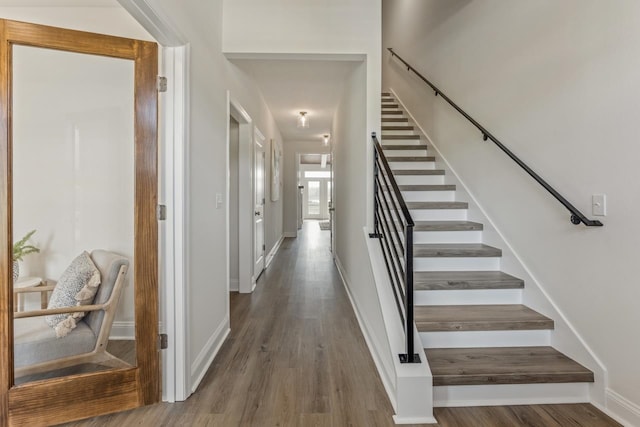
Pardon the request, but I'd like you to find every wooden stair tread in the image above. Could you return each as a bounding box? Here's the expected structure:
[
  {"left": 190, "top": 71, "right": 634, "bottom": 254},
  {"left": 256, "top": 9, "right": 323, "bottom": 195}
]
[
  {"left": 413, "top": 243, "right": 501, "bottom": 257},
  {"left": 399, "top": 184, "right": 456, "bottom": 191},
  {"left": 381, "top": 92, "right": 392, "bottom": 96},
  {"left": 381, "top": 110, "right": 403, "bottom": 115},
  {"left": 406, "top": 201, "right": 468, "bottom": 209},
  {"left": 392, "top": 169, "right": 445, "bottom": 176},
  {"left": 382, "top": 144, "right": 427, "bottom": 150},
  {"left": 382, "top": 134, "right": 421, "bottom": 140},
  {"left": 415, "top": 304, "right": 552, "bottom": 331},
  {"left": 426, "top": 347, "right": 594, "bottom": 386},
  {"left": 382, "top": 118, "right": 408, "bottom": 122},
  {"left": 381, "top": 103, "right": 399, "bottom": 108},
  {"left": 382, "top": 125, "right": 414, "bottom": 131},
  {"left": 414, "top": 221, "right": 483, "bottom": 231},
  {"left": 387, "top": 156, "right": 435, "bottom": 162},
  {"left": 414, "top": 271, "right": 524, "bottom": 290}
]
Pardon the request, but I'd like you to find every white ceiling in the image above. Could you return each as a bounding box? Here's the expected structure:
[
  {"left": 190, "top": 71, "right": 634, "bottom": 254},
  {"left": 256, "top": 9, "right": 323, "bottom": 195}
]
[{"left": 231, "top": 59, "right": 360, "bottom": 142}]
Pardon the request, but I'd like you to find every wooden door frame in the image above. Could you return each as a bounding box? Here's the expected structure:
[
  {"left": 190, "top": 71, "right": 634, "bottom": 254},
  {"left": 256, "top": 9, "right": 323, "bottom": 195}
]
[{"left": 0, "top": 20, "right": 159, "bottom": 426}]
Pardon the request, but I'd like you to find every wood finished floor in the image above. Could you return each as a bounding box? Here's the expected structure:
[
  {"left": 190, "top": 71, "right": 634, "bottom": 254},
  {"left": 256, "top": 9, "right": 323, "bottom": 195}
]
[{"left": 62, "top": 221, "right": 620, "bottom": 426}]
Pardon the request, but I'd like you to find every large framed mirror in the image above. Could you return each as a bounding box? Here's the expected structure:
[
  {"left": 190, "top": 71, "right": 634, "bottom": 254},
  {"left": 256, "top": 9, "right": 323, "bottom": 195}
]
[{"left": 0, "top": 19, "right": 159, "bottom": 426}]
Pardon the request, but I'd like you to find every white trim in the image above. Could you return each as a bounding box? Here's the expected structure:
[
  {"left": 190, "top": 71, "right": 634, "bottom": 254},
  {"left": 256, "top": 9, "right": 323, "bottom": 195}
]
[
  {"left": 265, "top": 235, "right": 284, "bottom": 269},
  {"left": 333, "top": 255, "right": 397, "bottom": 411},
  {"left": 119, "top": 0, "right": 191, "bottom": 403},
  {"left": 110, "top": 321, "right": 135, "bottom": 340},
  {"left": 228, "top": 95, "right": 254, "bottom": 295},
  {"left": 602, "top": 389, "right": 640, "bottom": 427},
  {"left": 283, "top": 231, "right": 297, "bottom": 238},
  {"left": 229, "top": 279, "right": 239, "bottom": 292},
  {"left": 392, "top": 416, "right": 439, "bottom": 425},
  {"left": 434, "top": 383, "right": 590, "bottom": 408},
  {"left": 190, "top": 317, "right": 230, "bottom": 394},
  {"left": 117, "top": 0, "right": 186, "bottom": 46}
]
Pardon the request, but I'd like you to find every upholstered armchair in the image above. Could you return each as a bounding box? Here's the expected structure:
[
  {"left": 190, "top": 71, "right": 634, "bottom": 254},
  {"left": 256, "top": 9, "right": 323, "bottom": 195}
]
[{"left": 13, "top": 250, "right": 130, "bottom": 378}]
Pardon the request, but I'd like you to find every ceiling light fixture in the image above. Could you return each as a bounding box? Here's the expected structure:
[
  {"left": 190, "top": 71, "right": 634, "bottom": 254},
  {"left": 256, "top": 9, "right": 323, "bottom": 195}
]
[
  {"left": 323, "top": 134, "right": 330, "bottom": 145},
  {"left": 297, "top": 111, "right": 309, "bottom": 129}
]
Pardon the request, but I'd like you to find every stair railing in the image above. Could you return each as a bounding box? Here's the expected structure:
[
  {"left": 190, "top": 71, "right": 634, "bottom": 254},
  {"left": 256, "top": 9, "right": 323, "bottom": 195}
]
[
  {"left": 387, "top": 47, "right": 603, "bottom": 227},
  {"left": 371, "top": 132, "right": 419, "bottom": 363}
]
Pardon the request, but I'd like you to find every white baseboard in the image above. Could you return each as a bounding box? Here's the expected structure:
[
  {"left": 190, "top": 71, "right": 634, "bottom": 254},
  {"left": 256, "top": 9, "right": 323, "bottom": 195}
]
[
  {"left": 110, "top": 321, "right": 135, "bottom": 340},
  {"left": 602, "top": 389, "right": 640, "bottom": 427},
  {"left": 190, "top": 316, "right": 230, "bottom": 394},
  {"left": 334, "top": 255, "right": 398, "bottom": 412},
  {"left": 434, "top": 383, "right": 589, "bottom": 408},
  {"left": 265, "top": 235, "right": 284, "bottom": 268},
  {"left": 393, "top": 415, "right": 438, "bottom": 425},
  {"left": 283, "top": 231, "right": 297, "bottom": 238},
  {"left": 229, "top": 279, "right": 239, "bottom": 292}
]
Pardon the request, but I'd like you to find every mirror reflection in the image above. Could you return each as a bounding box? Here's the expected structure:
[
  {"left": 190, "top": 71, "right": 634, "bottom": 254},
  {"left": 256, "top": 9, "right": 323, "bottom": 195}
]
[{"left": 11, "top": 45, "right": 137, "bottom": 384}]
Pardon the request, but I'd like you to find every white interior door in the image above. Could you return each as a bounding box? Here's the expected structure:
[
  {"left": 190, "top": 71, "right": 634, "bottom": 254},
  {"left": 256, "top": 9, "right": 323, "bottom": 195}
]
[{"left": 253, "top": 135, "right": 265, "bottom": 279}]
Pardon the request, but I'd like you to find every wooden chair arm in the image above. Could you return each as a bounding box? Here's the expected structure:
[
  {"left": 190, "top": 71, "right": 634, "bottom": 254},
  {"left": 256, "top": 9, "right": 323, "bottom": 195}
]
[
  {"left": 14, "top": 303, "right": 107, "bottom": 319},
  {"left": 13, "top": 284, "right": 56, "bottom": 294}
]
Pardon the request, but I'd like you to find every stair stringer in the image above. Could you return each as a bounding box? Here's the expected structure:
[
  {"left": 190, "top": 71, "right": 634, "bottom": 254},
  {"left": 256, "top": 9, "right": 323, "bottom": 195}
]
[
  {"left": 389, "top": 88, "right": 607, "bottom": 408},
  {"left": 363, "top": 229, "right": 437, "bottom": 425}
]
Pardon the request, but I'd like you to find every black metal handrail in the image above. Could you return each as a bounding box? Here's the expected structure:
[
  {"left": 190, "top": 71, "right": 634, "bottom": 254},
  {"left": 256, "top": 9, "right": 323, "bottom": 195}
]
[
  {"left": 371, "top": 132, "right": 419, "bottom": 363},
  {"left": 388, "top": 47, "right": 603, "bottom": 227}
]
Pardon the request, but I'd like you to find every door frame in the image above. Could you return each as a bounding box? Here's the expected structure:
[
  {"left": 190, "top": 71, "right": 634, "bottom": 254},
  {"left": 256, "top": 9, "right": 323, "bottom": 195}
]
[
  {"left": 252, "top": 129, "right": 266, "bottom": 280},
  {"left": 0, "top": 19, "right": 158, "bottom": 425},
  {"left": 227, "top": 95, "right": 255, "bottom": 294}
]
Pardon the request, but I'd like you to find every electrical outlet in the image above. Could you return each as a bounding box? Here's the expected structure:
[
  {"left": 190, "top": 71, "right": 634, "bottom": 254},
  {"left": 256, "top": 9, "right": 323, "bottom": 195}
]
[
  {"left": 215, "top": 193, "right": 223, "bottom": 209},
  {"left": 592, "top": 194, "right": 606, "bottom": 216}
]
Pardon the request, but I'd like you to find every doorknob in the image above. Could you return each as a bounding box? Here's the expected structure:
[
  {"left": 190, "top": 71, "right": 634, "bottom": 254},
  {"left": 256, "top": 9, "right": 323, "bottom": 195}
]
[
  {"left": 329, "top": 208, "right": 335, "bottom": 211},
  {"left": 255, "top": 211, "right": 261, "bottom": 216}
]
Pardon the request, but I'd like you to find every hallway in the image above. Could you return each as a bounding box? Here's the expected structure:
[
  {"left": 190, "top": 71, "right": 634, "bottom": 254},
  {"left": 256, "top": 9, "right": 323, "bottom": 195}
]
[{"left": 64, "top": 221, "right": 619, "bottom": 426}]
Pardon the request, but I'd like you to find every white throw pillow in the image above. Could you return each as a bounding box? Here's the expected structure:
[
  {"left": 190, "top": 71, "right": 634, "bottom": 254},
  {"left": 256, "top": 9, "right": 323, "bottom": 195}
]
[{"left": 45, "top": 251, "right": 101, "bottom": 338}]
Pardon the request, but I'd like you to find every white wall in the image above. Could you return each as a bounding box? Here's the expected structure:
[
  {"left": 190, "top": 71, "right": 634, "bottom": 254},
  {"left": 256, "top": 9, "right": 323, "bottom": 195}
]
[
  {"left": 282, "top": 141, "right": 329, "bottom": 236},
  {"left": 1, "top": 6, "right": 154, "bottom": 334},
  {"left": 129, "top": 0, "right": 284, "bottom": 392},
  {"left": 383, "top": 0, "right": 640, "bottom": 420}
]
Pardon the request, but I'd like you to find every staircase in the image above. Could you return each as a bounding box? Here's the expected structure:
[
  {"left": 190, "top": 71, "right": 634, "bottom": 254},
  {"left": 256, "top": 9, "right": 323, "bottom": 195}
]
[{"left": 380, "top": 92, "right": 594, "bottom": 406}]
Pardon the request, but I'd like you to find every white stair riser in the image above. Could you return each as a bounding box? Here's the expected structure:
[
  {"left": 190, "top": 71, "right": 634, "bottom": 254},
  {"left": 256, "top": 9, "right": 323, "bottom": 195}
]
[
  {"left": 383, "top": 140, "right": 423, "bottom": 146},
  {"left": 414, "top": 257, "right": 501, "bottom": 271},
  {"left": 384, "top": 149, "right": 428, "bottom": 157},
  {"left": 414, "top": 289, "right": 522, "bottom": 306},
  {"left": 433, "top": 383, "right": 589, "bottom": 408},
  {"left": 410, "top": 209, "right": 468, "bottom": 221},
  {"left": 382, "top": 138, "right": 423, "bottom": 144},
  {"left": 395, "top": 175, "right": 444, "bottom": 185},
  {"left": 382, "top": 130, "right": 415, "bottom": 136},
  {"left": 420, "top": 330, "right": 550, "bottom": 349},
  {"left": 402, "top": 190, "right": 455, "bottom": 201},
  {"left": 382, "top": 113, "right": 405, "bottom": 118},
  {"left": 389, "top": 161, "right": 435, "bottom": 170},
  {"left": 413, "top": 230, "right": 482, "bottom": 244}
]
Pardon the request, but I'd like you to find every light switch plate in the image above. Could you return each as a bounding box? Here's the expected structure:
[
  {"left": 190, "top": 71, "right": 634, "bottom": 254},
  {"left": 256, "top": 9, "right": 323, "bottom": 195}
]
[{"left": 592, "top": 194, "right": 606, "bottom": 216}]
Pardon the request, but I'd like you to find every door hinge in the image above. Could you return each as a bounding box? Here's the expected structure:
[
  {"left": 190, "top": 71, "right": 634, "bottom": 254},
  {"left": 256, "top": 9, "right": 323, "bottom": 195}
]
[
  {"left": 159, "top": 333, "right": 168, "bottom": 350},
  {"left": 262, "top": 198, "right": 266, "bottom": 205},
  {"left": 157, "top": 76, "right": 168, "bottom": 93},
  {"left": 157, "top": 204, "right": 167, "bottom": 221},
  {"left": 262, "top": 244, "right": 266, "bottom": 251}
]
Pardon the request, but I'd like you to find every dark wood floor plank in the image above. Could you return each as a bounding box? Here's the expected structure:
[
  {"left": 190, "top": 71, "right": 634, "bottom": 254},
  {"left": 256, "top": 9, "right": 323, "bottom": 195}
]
[
  {"left": 415, "top": 304, "right": 554, "bottom": 332},
  {"left": 426, "top": 347, "right": 594, "bottom": 386},
  {"left": 414, "top": 271, "right": 524, "bottom": 290}
]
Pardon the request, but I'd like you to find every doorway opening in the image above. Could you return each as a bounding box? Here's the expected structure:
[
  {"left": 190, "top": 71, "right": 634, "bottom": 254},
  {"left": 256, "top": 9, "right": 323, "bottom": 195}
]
[{"left": 298, "top": 153, "right": 332, "bottom": 235}]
